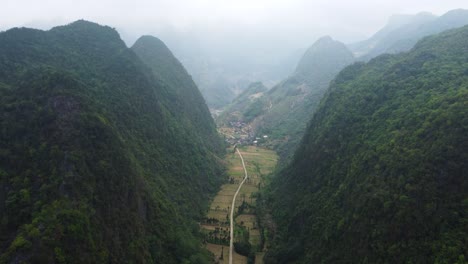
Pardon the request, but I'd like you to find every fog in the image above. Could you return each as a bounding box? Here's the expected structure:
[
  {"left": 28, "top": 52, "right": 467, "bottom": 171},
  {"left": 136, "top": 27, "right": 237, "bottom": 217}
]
[
  {"left": 2, "top": 0, "right": 468, "bottom": 106},
  {"left": 3, "top": 0, "right": 467, "bottom": 43}
]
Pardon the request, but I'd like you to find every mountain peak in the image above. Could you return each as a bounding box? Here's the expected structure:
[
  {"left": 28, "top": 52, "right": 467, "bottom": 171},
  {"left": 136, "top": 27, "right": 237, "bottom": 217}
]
[
  {"left": 0, "top": 20, "right": 224, "bottom": 263},
  {"left": 52, "top": 19, "right": 117, "bottom": 34},
  {"left": 49, "top": 19, "right": 124, "bottom": 50},
  {"left": 131, "top": 34, "right": 191, "bottom": 89},
  {"left": 443, "top": 8, "right": 468, "bottom": 16},
  {"left": 133, "top": 35, "right": 167, "bottom": 50},
  {"left": 439, "top": 8, "right": 468, "bottom": 21},
  {"left": 387, "top": 12, "right": 436, "bottom": 27},
  {"left": 68, "top": 19, "right": 101, "bottom": 27},
  {"left": 316, "top": 35, "right": 334, "bottom": 43},
  {"left": 295, "top": 36, "right": 354, "bottom": 78}
]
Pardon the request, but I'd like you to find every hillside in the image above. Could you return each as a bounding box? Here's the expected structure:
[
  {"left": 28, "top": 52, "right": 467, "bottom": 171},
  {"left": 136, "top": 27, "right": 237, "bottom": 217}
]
[
  {"left": 131, "top": 35, "right": 223, "bottom": 152},
  {"left": 265, "top": 26, "right": 468, "bottom": 263},
  {"left": 0, "top": 21, "right": 225, "bottom": 263},
  {"left": 219, "top": 36, "right": 354, "bottom": 161},
  {"left": 162, "top": 34, "right": 303, "bottom": 110},
  {"left": 216, "top": 82, "right": 268, "bottom": 125},
  {"left": 351, "top": 9, "right": 468, "bottom": 60}
]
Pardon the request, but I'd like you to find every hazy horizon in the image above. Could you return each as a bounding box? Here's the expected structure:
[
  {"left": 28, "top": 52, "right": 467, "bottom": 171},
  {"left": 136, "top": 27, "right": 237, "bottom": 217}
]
[
  {"left": 3, "top": 0, "right": 468, "bottom": 108},
  {"left": 2, "top": 1, "right": 468, "bottom": 47}
]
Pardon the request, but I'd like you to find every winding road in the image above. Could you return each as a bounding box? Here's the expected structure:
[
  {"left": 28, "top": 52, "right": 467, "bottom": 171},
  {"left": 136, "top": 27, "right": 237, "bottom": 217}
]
[{"left": 229, "top": 148, "right": 248, "bottom": 264}]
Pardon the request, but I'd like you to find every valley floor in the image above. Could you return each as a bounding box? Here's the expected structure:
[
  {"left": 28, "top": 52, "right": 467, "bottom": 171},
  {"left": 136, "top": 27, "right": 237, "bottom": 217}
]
[{"left": 202, "top": 146, "right": 277, "bottom": 264}]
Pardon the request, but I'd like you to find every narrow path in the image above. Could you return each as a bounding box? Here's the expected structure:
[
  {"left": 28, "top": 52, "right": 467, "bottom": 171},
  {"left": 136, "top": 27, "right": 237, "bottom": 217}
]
[{"left": 229, "top": 148, "right": 248, "bottom": 264}]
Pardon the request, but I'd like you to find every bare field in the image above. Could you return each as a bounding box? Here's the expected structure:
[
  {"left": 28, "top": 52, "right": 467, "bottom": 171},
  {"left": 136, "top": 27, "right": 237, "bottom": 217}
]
[
  {"left": 235, "top": 214, "right": 257, "bottom": 229},
  {"left": 255, "top": 252, "right": 265, "bottom": 264},
  {"left": 206, "top": 243, "right": 247, "bottom": 264}
]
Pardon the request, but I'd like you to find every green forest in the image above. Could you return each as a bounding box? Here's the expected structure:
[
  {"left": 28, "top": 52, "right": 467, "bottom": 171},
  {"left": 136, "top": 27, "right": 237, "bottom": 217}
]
[
  {"left": 0, "top": 6, "right": 467, "bottom": 264},
  {"left": 0, "top": 21, "right": 225, "bottom": 263},
  {"left": 219, "top": 37, "right": 355, "bottom": 163},
  {"left": 264, "top": 26, "right": 468, "bottom": 263}
]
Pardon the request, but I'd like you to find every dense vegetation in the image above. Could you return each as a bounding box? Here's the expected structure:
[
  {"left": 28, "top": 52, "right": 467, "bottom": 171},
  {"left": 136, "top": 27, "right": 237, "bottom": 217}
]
[
  {"left": 0, "top": 20, "right": 225, "bottom": 263},
  {"left": 265, "top": 26, "right": 468, "bottom": 263},
  {"left": 216, "top": 82, "right": 268, "bottom": 125},
  {"left": 220, "top": 37, "right": 354, "bottom": 162},
  {"left": 131, "top": 35, "right": 223, "bottom": 153},
  {"left": 218, "top": 9, "right": 468, "bottom": 165}
]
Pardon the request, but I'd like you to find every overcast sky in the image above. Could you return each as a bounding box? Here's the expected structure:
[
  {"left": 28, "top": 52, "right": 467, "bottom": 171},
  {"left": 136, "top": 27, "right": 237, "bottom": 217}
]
[
  {"left": 2, "top": 0, "right": 467, "bottom": 94},
  {"left": 2, "top": 0, "right": 468, "bottom": 46}
]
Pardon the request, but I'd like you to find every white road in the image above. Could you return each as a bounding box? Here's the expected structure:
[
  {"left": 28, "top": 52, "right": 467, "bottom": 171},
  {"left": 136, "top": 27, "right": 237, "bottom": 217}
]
[{"left": 229, "top": 148, "right": 248, "bottom": 264}]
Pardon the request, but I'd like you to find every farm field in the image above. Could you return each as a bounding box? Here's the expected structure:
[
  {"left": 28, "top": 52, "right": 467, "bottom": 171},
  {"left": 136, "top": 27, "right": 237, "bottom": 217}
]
[{"left": 203, "top": 146, "right": 278, "bottom": 264}]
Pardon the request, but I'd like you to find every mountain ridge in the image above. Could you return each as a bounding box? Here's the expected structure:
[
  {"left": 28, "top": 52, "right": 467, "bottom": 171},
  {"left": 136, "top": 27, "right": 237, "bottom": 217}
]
[
  {"left": 265, "top": 25, "right": 468, "bottom": 264},
  {"left": 350, "top": 9, "right": 468, "bottom": 60},
  {"left": 0, "top": 20, "right": 225, "bottom": 263},
  {"left": 219, "top": 36, "right": 355, "bottom": 162}
]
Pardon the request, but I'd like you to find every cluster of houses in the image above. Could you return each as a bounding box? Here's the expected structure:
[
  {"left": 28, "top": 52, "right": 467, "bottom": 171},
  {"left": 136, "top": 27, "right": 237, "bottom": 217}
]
[
  {"left": 252, "top": 135, "right": 268, "bottom": 144},
  {"left": 224, "top": 121, "right": 269, "bottom": 146}
]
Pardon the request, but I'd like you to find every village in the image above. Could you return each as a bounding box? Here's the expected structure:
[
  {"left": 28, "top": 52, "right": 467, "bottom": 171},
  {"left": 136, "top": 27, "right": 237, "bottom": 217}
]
[{"left": 219, "top": 121, "right": 269, "bottom": 146}]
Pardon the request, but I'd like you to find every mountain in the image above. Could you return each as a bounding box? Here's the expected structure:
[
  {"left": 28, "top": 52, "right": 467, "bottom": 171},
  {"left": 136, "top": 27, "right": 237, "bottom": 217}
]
[
  {"left": 351, "top": 9, "right": 468, "bottom": 60},
  {"left": 131, "top": 35, "right": 222, "bottom": 152},
  {"left": 349, "top": 12, "right": 436, "bottom": 57},
  {"left": 294, "top": 36, "right": 355, "bottom": 81},
  {"left": 201, "top": 81, "right": 236, "bottom": 110},
  {"left": 220, "top": 36, "right": 354, "bottom": 161},
  {"left": 158, "top": 32, "right": 305, "bottom": 110},
  {"left": 192, "top": 57, "right": 294, "bottom": 110},
  {"left": 216, "top": 81, "right": 268, "bottom": 125},
  {"left": 0, "top": 20, "right": 225, "bottom": 263},
  {"left": 265, "top": 26, "right": 468, "bottom": 263}
]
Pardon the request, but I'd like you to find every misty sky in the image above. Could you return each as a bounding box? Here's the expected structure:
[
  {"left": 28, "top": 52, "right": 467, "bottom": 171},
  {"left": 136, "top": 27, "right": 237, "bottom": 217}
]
[
  {"left": 2, "top": 0, "right": 468, "bottom": 46},
  {"left": 2, "top": 0, "right": 468, "bottom": 91}
]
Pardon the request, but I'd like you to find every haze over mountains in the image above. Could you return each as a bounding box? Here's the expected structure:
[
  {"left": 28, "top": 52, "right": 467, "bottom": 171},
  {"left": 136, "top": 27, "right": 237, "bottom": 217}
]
[
  {"left": 0, "top": 3, "right": 467, "bottom": 264},
  {"left": 160, "top": 8, "right": 468, "bottom": 110},
  {"left": 219, "top": 36, "right": 355, "bottom": 161},
  {"left": 350, "top": 9, "right": 468, "bottom": 59},
  {"left": 219, "top": 8, "right": 468, "bottom": 161}
]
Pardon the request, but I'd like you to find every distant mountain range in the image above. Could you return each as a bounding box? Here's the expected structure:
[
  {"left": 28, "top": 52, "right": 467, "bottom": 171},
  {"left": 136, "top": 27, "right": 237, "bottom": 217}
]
[
  {"left": 218, "top": 8, "right": 468, "bottom": 163},
  {"left": 165, "top": 38, "right": 303, "bottom": 110},
  {"left": 0, "top": 7, "right": 467, "bottom": 264},
  {"left": 216, "top": 82, "right": 268, "bottom": 125},
  {"left": 218, "top": 36, "right": 355, "bottom": 161},
  {"left": 350, "top": 9, "right": 468, "bottom": 60}
]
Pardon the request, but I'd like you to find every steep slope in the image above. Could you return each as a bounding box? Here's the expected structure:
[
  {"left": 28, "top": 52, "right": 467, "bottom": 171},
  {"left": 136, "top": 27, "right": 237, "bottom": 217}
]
[
  {"left": 352, "top": 9, "right": 468, "bottom": 60},
  {"left": 265, "top": 26, "right": 468, "bottom": 263},
  {"left": 216, "top": 81, "right": 268, "bottom": 125},
  {"left": 131, "top": 35, "right": 223, "bottom": 153},
  {"left": 0, "top": 21, "right": 225, "bottom": 263},
  {"left": 240, "top": 36, "right": 354, "bottom": 161}
]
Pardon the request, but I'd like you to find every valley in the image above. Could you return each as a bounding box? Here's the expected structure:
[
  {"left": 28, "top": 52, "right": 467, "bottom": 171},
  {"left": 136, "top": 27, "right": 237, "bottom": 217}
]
[
  {"left": 0, "top": 5, "right": 467, "bottom": 264},
  {"left": 201, "top": 145, "right": 278, "bottom": 264}
]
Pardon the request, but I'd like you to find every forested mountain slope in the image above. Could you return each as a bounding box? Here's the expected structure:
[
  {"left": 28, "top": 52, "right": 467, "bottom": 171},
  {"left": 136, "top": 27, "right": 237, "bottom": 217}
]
[
  {"left": 221, "top": 36, "right": 354, "bottom": 161},
  {"left": 131, "top": 35, "right": 223, "bottom": 152},
  {"left": 0, "top": 20, "right": 225, "bottom": 263},
  {"left": 216, "top": 81, "right": 268, "bottom": 125},
  {"left": 351, "top": 9, "right": 468, "bottom": 60},
  {"left": 265, "top": 26, "right": 468, "bottom": 263}
]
